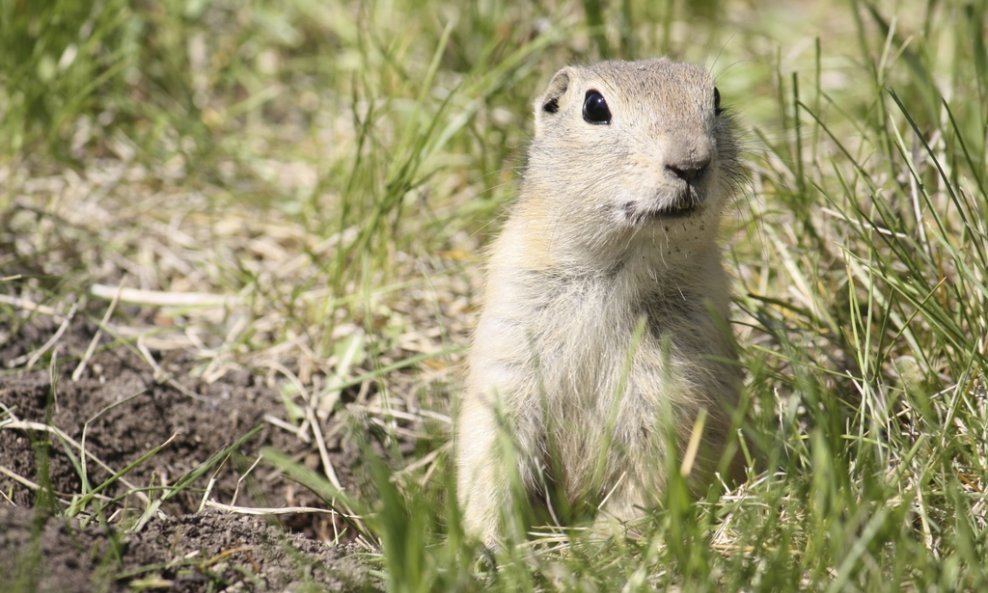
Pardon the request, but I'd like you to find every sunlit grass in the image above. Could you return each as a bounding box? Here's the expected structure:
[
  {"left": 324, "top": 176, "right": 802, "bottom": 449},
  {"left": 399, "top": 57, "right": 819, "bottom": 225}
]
[{"left": 2, "top": 0, "right": 987, "bottom": 591}]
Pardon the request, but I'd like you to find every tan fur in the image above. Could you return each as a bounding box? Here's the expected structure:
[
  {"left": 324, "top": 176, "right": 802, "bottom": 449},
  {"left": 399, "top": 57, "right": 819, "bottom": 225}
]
[{"left": 456, "top": 59, "right": 747, "bottom": 546}]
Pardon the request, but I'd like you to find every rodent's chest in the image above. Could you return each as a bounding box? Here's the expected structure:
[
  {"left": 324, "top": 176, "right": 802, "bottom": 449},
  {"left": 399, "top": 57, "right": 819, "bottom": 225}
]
[{"left": 527, "top": 281, "right": 689, "bottom": 399}]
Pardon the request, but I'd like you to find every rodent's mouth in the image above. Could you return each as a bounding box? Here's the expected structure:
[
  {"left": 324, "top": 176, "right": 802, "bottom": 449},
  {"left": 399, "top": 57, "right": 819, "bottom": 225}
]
[
  {"left": 649, "top": 203, "right": 700, "bottom": 218},
  {"left": 623, "top": 188, "right": 703, "bottom": 223}
]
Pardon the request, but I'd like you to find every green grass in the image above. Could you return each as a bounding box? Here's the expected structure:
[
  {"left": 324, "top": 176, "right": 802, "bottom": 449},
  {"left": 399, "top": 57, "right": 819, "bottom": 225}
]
[{"left": 2, "top": 0, "right": 988, "bottom": 591}]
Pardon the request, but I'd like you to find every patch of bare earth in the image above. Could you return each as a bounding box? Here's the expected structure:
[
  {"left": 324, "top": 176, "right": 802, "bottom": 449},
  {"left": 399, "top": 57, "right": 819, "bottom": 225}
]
[
  {"left": 0, "top": 507, "right": 367, "bottom": 592},
  {"left": 0, "top": 317, "right": 375, "bottom": 592}
]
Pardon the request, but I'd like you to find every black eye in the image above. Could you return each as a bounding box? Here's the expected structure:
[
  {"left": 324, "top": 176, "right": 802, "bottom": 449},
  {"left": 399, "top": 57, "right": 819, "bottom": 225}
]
[
  {"left": 714, "top": 87, "right": 723, "bottom": 116},
  {"left": 582, "top": 90, "right": 611, "bottom": 125}
]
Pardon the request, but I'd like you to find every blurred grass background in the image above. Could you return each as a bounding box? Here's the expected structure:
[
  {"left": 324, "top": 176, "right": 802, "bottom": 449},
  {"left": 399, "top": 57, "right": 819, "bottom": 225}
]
[{"left": 1, "top": 0, "right": 987, "bottom": 591}]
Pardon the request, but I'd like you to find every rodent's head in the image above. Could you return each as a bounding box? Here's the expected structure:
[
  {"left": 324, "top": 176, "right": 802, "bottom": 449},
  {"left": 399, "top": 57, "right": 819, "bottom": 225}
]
[{"left": 523, "top": 59, "right": 744, "bottom": 256}]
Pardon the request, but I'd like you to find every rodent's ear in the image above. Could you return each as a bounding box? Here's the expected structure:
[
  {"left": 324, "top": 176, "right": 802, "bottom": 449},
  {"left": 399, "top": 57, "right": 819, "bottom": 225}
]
[{"left": 534, "top": 67, "right": 574, "bottom": 131}]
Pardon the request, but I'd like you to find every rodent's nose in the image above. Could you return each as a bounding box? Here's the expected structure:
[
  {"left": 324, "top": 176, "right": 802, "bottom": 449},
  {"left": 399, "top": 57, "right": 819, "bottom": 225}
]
[{"left": 666, "top": 155, "right": 711, "bottom": 183}]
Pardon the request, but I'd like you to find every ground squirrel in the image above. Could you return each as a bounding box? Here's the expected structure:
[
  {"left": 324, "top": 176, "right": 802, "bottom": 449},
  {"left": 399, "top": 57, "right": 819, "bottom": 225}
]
[{"left": 457, "top": 58, "right": 747, "bottom": 546}]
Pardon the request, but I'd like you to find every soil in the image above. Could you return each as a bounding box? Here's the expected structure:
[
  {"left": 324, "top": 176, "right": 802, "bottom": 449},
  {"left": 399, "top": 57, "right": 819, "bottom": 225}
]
[
  {"left": 0, "top": 316, "right": 378, "bottom": 592},
  {"left": 0, "top": 507, "right": 369, "bottom": 593}
]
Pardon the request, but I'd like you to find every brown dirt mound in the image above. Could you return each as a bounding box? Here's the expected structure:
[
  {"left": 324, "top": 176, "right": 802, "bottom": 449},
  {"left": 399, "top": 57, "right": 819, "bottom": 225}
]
[
  {"left": 1, "top": 356, "right": 273, "bottom": 511},
  {"left": 0, "top": 506, "right": 370, "bottom": 592},
  {"left": 1, "top": 316, "right": 377, "bottom": 591}
]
